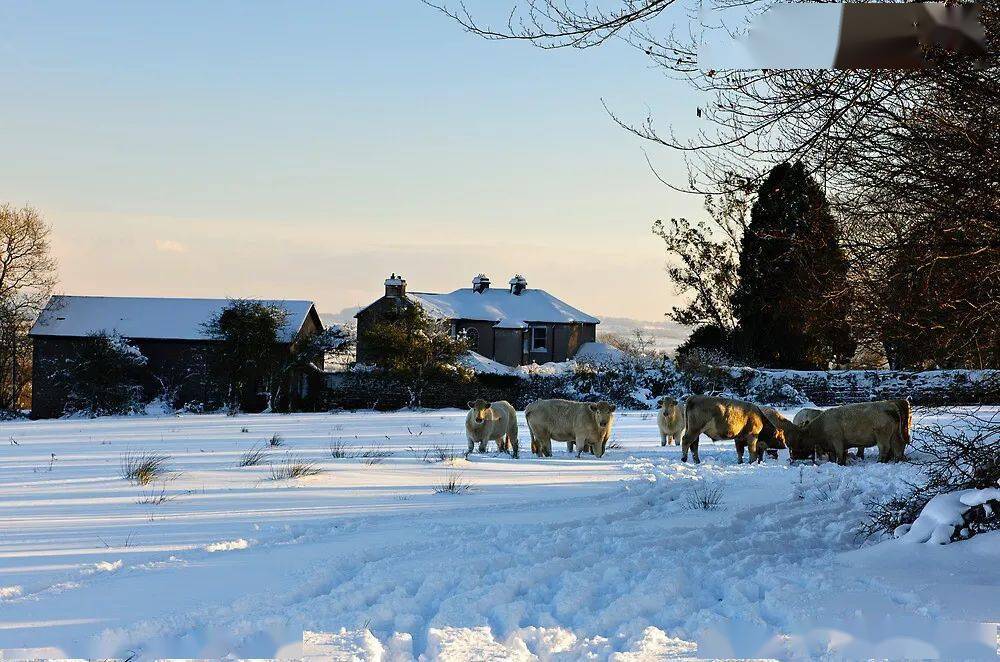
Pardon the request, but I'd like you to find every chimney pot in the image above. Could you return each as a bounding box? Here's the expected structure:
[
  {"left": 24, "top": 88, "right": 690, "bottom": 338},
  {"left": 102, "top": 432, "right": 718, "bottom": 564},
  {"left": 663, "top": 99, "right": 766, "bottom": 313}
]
[
  {"left": 472, "top": 274, "right": 491, "bottom": 294},
  {"left": 384, "top": 273, "right": 407, "bottom": 298},
  {"left": 509, "top": 274, "right": 527, "bottom": 295}
]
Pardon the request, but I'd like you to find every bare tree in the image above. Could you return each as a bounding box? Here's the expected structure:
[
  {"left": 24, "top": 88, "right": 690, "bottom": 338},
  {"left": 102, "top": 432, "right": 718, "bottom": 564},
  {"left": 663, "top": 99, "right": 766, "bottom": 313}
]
[
  {"left": 0, "top": 204, "right": 57, "bottom": 411},
  {"left": 431, "top": 1, "right": 1000, "bottom": 368},
  {"left": 652, "top": 190, "right": 745, "bottom": 333}
]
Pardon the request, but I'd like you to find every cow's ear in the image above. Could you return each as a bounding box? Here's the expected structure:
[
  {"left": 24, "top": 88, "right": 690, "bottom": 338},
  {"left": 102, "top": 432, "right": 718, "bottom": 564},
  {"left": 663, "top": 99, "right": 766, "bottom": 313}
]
[
  {"left": 467, "top": 401, "right": 476, "bottom": 409},
  {"left": 589, "top": 403, "right": 599, "bottom": 412},
  {"left": 609, "top": 404, "right": 617, "bottom": 412}
]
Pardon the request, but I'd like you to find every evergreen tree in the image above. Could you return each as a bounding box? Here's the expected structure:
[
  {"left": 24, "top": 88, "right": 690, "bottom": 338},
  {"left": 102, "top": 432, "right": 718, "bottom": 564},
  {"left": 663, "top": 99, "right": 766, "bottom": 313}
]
[
  {"left": 731, "top": 162, "right": 855, "bottom": 368},
  {"left": 52, "top": 332, "right": 148, "bottom": 416},
  {"left": 203, "top": 300, "right": 289, "bottom": 412},
  {"left": 358, "top": 305, "right": 472, "bottom": 407}
]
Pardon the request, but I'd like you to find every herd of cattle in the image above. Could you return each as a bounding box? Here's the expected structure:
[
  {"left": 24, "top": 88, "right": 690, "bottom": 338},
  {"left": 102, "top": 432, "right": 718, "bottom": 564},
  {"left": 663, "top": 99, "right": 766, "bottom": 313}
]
[{"left": 465, "top": 395, "right": 912, "bottom": 465}]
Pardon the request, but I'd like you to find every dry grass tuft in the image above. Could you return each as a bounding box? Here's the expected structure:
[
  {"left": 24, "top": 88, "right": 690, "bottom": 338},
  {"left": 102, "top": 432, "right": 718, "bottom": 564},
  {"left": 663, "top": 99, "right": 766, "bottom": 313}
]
[
  {"left": 120, "top": 450, "right": 170, "bottom": 485},
  {"left": 270, "top": 457, "right": 323, "bottom": 480},
  {"left": 434, "top": 470, "right": 473, "bottom": 495},
  {"left": 238, "top": 444, "right": 268, "bottom": 467}
]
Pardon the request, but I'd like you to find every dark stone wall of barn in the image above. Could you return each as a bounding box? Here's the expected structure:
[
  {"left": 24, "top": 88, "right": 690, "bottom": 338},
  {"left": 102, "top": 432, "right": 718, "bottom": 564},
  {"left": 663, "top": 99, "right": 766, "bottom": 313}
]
[
  {"left": 31, "top": 338, "right": 68, "bottom": 419},
  {"left": 30, "top": 336, "right": 224, "bottom": 418}
]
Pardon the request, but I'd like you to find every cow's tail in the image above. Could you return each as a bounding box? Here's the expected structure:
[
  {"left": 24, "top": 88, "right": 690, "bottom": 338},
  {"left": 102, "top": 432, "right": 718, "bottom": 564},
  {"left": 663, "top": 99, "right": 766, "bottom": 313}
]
[
  {"left": 894, "top": 399, "right": 912, "bottom": 446},
  {"left": 525, "top": 409, "right": 537, "bottom": 455}
]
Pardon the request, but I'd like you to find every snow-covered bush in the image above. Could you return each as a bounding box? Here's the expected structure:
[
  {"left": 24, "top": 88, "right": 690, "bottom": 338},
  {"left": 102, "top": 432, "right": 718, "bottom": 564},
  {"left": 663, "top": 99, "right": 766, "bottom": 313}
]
[
  {"left": 864, "top": 409, "right": 1000, "bottom": 542},
  {"left": 732, "top": 369, "right": 812, "bottom": 406},
  {"left": 569, "top": 353, "right": 686, "bottom": 409},
  {"left": 54, "top": 332, "right": 148, "bottom": 417}
]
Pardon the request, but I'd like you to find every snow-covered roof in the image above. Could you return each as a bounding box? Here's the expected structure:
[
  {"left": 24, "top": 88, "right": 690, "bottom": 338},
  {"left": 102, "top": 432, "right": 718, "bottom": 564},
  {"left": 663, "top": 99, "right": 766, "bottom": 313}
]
[
  {"left": 30, "top": 296, "right": 319, "bottom": 343},
  {"left": 407, "top": 288, "right": 599, "bottom": 328}
]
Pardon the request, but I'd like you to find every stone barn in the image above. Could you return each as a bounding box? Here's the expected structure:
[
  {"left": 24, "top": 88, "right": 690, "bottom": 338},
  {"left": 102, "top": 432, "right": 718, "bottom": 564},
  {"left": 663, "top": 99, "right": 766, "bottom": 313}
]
[{"left": 29, "top": 296, "right": 325, "bottom": 418}]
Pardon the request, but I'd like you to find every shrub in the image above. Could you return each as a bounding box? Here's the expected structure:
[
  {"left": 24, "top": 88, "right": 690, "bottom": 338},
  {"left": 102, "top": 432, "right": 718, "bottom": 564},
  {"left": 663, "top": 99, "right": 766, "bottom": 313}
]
[
  {"left": 54, "top": 332, "right": 148, "bottom": 416},
  {"left": 863, "top": 409, "right": 1000, "bottom": 540},
  {"left": 137, "top": 483, "right": 174, "bottom": 505},
  {"left": 121, "top": 450, "right": 170, "bottom": 485},
  {"left": 360, "top": 443, "right": 393, "bottom": 465},
  {"left": 330, "top": 439, "right": 357, "bottom": 458},
  {"left": 268, "top": 433, "right": 284, "bottom": 447},
  {"left": 683, "top": 483, "right": 725, "bottom": 511},
  {"left": 270, "top": 457, "right": 323, "bottom": 480},
  {"left": 238, "top": 444, "right": 268, "bottom": 467},
  {"left": 416, "top": 445, "right": 458, "bottom": 464},
  {"left": 434, "top": 470, "right": 473, "bottom": 494}
]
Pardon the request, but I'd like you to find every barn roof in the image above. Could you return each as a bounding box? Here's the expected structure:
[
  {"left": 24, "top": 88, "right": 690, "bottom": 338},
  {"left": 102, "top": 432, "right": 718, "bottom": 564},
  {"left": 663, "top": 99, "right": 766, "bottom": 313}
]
[
  {"left": 29, "top": 296, "right": 320, "bottom": 343},
  {"left": 406, "top": 288, "right": 599, "bottom": 329}
]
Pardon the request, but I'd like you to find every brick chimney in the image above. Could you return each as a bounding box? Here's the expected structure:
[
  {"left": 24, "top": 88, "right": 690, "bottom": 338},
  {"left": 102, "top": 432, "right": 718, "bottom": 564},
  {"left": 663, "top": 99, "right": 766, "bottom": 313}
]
[
  {"left": 509, "top": 274, "right": 527, "bottom": 295},
  {"left": 472, "top": 274, "right": 490, "bottom": 294},
  {"left": 384, "top": 273, "right": 406, "bottom": 298}
]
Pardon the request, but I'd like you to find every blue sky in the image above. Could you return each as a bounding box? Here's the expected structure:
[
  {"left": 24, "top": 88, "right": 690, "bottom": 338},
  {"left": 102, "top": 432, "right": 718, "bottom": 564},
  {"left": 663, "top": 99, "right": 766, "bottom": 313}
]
[{"left": 0, "top": 1, "right": 704, "bottom": 320}]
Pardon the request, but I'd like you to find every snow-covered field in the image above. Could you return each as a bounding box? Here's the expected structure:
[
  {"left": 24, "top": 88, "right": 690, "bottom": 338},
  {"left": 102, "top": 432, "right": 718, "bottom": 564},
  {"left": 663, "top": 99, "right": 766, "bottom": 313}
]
[{"left": 0, "top": 409, "right": 997, "bottom": 660}]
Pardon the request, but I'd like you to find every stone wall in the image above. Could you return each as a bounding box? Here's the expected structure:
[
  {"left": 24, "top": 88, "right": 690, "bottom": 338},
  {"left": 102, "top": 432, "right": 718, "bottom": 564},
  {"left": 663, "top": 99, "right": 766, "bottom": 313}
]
[{"left": 324, "top": 366, "right": 1000, "bottom": 412}]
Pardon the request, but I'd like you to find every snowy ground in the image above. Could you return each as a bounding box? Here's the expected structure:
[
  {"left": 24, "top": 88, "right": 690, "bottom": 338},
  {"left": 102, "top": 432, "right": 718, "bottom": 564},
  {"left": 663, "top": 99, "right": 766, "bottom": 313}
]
[{"left": 0, "top": 409, "right": 997, "bottom": 660}]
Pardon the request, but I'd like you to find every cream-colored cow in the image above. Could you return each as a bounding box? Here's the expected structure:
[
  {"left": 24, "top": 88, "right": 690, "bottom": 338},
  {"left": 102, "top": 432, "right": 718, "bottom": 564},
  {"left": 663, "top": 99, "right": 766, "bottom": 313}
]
[
  {"left": 794, "top": 400, "right": 910, "bottom": 465},
  {"left": 682, "top": 395, "right": 782, "bottom": 464},
  {"left": 657, "top": 397, "right": 685, "bottom": 447},
  {"left": 792, "top": 408, "right": 823, "bottom": 427},
  {"left": 524, "top": 399, "right": 616, "bottom": 458},
  {"left": 465, "top": 399, "right": 519, "bottom": 457}
]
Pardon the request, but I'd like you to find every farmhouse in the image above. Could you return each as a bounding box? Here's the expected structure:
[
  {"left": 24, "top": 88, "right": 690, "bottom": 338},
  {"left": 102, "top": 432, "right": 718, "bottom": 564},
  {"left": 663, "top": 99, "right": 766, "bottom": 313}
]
[
  {"left": 29, "top": 296, "right": 325, "bottom": 418},
  {"left": 356, "top": 274, "right": 599, "bottom": 367}
]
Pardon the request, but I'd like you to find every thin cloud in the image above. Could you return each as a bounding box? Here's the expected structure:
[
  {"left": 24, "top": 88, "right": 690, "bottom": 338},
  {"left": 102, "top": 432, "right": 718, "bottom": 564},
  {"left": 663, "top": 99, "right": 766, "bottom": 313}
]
[{"left": 154, "top": 239, "right": 187, "bottom": 254}]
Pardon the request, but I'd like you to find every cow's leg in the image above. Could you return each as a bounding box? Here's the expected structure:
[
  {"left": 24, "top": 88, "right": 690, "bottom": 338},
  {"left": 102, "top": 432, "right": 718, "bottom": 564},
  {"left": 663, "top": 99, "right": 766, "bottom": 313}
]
[
  {"left": 735, "top": 439, "right": 746, "bottom": 464},
  {"left": 478, "top": 439, "right": 488, "bottom": 453},
  {"left": 575, "top": 434, "right": 589, "bottom": 458},
  {"left": 467, "top": 436, "right": 476, "bottom": 454},
  {"left": 681, "top": 429, "right": 696, "bottom": 463},
  {"left": 566, "top": 439, "right": 575, "bottom": 453},
  {"left": 660, "top": 432, "right": 668, "bottom": 447},
  {"left": 508, "top": 428, "right": 519, "bottom": 459},
  {"left": 876, "top": 437, "right": 891, "bottom": 463},
  {"left": 691, "top": 436, "right": 701, "bottom": 464},
  {"left": 751, "top": 435, "right": 765, "bottom": 464},
  {"left": 857, "top": 446, "right": 865, "bottom": 460},
  {"left": 536, "top": 434, "right": 552, "bottom": 458}
]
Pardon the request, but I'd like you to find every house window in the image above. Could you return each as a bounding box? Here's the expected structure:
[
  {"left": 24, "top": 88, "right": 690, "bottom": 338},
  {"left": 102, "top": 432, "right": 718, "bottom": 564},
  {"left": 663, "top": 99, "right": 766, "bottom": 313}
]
[{"left": 530, "top": 326, "right": 547, "bottom": 352}]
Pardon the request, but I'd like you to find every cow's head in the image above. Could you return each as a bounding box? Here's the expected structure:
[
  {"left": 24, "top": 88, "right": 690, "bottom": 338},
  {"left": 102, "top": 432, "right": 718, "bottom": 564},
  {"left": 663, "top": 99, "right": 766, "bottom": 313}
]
[
  {"left": 758, "top": 415, "right": 782, "bottom": 449},
  {"left": 467, "top": 399, "right": 490, "bottom": 424},
  {"left": 786, "top": 419, "right": 819, "bottom": 461},
  {"left": 659, "top": 397, "right": 678, "bottom": 412},
  {"left": 588, "top": 401, "right": 616, "bottom": 457}
]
